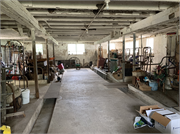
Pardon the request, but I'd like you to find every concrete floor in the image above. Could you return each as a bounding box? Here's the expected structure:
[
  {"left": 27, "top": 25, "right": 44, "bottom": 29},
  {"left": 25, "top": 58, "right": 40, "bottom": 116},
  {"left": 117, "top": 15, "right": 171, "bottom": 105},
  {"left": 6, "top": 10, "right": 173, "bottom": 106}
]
[
  {"left": 5, "top": 83, "right": 50, "bottom": 133},
  {"left": 47, "top": 69, "right": 159, "bottom": 133}
]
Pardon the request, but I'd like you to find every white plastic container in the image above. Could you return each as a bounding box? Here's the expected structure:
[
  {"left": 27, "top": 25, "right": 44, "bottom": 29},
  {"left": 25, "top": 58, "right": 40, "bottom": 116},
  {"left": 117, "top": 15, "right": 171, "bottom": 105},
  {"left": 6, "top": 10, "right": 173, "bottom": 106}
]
[
  {"left": 21, "top": 89, "right": 30, "bottom": 104},
  {"left": 165, "top": 77, "right": 173, "bottom": 90}
]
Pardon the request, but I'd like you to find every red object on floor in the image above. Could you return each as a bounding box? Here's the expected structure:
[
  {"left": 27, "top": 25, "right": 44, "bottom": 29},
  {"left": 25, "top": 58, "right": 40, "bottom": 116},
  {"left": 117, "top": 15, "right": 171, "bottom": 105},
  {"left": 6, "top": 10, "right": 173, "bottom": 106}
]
[
  {"left": 58, "top": 63, "right": 64, "bottom": 70},
  {"left": 12, "top": 76, "right": 18, "bottom": 80}
]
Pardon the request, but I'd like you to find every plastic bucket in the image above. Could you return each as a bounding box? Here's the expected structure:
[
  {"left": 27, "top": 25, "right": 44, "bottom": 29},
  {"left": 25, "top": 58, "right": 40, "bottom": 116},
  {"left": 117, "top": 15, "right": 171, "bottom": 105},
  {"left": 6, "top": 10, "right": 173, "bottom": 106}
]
[
  {"left": 165, "top": 77, "right": 173, "bottom": 90},
  {"left": 149, "top": 81, "right": 158, "bottom": 91},
  {"left": 44, "top": 75, "right": 48, "bottom": 80},
  {"left": 21, "top": 89, "right": 30, "bottom": 104}
]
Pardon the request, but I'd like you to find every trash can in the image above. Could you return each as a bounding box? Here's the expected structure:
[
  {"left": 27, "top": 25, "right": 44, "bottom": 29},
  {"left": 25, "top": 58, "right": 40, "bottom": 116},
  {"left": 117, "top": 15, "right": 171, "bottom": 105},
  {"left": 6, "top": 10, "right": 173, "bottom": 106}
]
[{"left": 149, "top": 81, "right": 158, "bottom": 91}]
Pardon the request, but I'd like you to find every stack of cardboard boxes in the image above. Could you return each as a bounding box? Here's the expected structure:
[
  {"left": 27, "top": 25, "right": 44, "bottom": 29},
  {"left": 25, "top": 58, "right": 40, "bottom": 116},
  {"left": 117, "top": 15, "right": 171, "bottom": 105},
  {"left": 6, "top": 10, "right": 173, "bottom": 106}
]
[{"left": 137, "top": 105, "right": 180, "bottom": 134}]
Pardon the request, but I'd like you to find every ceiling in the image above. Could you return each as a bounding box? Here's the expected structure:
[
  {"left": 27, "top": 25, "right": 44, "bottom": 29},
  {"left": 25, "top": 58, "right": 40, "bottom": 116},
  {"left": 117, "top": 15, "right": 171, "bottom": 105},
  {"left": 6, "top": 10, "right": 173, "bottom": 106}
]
[{"left": 0, "top": 0, "right": 179, "bottom": 44}]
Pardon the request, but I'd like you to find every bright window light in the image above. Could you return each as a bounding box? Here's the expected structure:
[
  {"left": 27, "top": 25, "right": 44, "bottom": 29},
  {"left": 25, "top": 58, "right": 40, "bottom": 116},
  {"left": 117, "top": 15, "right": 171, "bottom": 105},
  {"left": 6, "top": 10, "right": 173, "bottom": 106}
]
[
  {"left": 68, "top": 44, "right": 76, "bottom": 54},
  {"left": 110, "top": 43, "right": 115, "bottom": 50},
  {"left": 125, "top": 41, "right": 139, "bottom": 54},
  {"left": 146, "top": 38, "right": 154, "bottom": 52},
  {"left": 68, "top": 44, "right": 85, "bottom": 55},
  {"left": 77, "top": 44, "right": 85, "bottom": 54},
  {"left": 36, "top": 44, "right": 43, "bottom": 55}
]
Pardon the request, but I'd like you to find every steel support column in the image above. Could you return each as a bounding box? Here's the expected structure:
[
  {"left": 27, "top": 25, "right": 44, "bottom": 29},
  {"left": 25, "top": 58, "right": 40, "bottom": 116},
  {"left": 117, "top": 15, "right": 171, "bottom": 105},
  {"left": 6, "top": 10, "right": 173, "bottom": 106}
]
[
  {"left": 141, "top": 34, "right": 143, "bottom": 69},
  {"left": 133, "top": 33, "right": 136, "bottom": 71},
  {"left": 108, "top": 40, "right": 110, "bottom": 72},
  {"left": 122, "top": 35, "right": 125, "bottom": 82},
  {"left": 31, "top": 29, "right": 39, "bottom": 99},
  {"left": 100, "top": 44, "right": 101, "bottom": 58}
]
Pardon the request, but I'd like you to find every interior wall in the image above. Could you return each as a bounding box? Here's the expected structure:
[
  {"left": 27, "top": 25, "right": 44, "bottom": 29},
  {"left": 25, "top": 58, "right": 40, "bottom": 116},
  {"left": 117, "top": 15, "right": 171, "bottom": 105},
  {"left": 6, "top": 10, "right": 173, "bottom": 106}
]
[
  {"left": 0, "top": 33, "right": 169, "bottom": 69},
  {"left": 126, "top": 34, "right": 167, "bottom": 71},
  {"left": 100, "top": 42, "right": 108, "bottom": 58},
  {"left": 114, "top": 42, "right": 123, "bottom": 50},
  {"left": 23, "top": 42, "right": 97, "bottom": 66},
  {"left": 23, "top": 43, "right": 53, "bottom": 58},
  {"left": 98, "top": 42, "right": 123, "bottom": 59},
  {"left": 153, "top": 34, "right": 167, "bottom": 65},
  {"left": 138, "top": 34, "right": 167, "bottom": 65}
]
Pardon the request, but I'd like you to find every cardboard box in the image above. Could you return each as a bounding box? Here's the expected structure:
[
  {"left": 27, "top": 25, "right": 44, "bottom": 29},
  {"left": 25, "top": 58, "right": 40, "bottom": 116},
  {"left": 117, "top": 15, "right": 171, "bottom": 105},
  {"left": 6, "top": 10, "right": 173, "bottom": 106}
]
[
  {"left": 138, "top": 82, "right": 152, "bottom": 91},
  {"left": 137, "top": 105, "right": 162, "bottom": 126},
  {"left": 151, "top": 110, "right": 180, "bottom": 134}
]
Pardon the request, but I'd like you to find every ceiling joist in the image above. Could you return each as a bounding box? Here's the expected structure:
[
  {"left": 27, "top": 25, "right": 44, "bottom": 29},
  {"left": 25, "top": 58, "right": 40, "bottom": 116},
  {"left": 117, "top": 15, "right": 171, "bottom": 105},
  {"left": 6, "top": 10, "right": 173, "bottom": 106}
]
[
  {"left": 94, "top": 5, "right": 179, "bottom": 45},
  {"left": 20, "top": 1, "right": 178, "bottom": 11},
  {"left": 0, "top": 0, "right": 58, "bottom": 45}
]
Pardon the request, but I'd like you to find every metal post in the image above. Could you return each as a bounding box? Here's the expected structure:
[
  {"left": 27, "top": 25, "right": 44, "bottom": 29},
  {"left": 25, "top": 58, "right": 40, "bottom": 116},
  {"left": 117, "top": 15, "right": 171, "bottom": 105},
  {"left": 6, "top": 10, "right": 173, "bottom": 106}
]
[
  {"left": 0, "top": 40, "right": 6, "bottom": 123},
  {"left": 31, "top": 28, "right": 39, "bottom": 99},
  {"left": 108, "top": 40, "right": 110, "bottom": 72},
  {"left": 149, "top": 48, "right": 152, "bottom": 73},
  {"left": 178, "top": 23, "right": 180, "bottom": 110},
  {"left": 177, "top": 24, "right": 179, "bottom": 47},
  {"left": 133, "top": 33, "right": 136, "bottom": 71},
  {"left": 141, "top": 34, "right": 143, "bottom": 69},
  {"left": 53, "top": 43, "right": 55, "bottom": 66},
  {"left": 46, "top": 39, "right": 50, "bottom": 83},
  {"left": 22, "top": 46, "right": 25, "bottom": 90},
  {"left": 1, "top": 69, "right": 6, "bottom": 123},
  {"left": 122, "top": 35, "right": 125, "bottom": 82},
  {"left": 100, "top": 44, "right": 101, "bottom": 58}
]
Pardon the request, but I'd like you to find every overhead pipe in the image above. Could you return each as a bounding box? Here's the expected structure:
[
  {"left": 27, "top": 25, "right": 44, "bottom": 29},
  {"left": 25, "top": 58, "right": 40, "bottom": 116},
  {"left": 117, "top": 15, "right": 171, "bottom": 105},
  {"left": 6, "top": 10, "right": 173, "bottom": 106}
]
[
  {"left": 142, "top": 56, "right": 174, "bottom": 66},
  {"left": 78, "top": 2, "right": 106, "bottom": 41}
]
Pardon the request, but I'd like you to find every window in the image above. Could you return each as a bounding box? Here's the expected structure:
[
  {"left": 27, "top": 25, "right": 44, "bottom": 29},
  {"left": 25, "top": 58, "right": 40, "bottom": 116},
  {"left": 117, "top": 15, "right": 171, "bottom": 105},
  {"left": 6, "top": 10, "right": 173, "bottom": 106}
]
[
  {"left": 77, "top": 44, "right": 85, "bottom": 54},
  {"left": 110, "top": 43, "right": 115, "bottom": 50},
  {"left": 68, "top": 44, "right": 85, "bottom": 55},
  {"left": 68, "top": 44, "right": 76, "bottom": 54},
  {"left": 125, "top": 41, "right": 139, "bottom": 54},
  {"left": 146, "top": 38, "right": 154, "bottom": 52},
  {"left": 36, "top": 44, "right": 43, "bottom": 55}
]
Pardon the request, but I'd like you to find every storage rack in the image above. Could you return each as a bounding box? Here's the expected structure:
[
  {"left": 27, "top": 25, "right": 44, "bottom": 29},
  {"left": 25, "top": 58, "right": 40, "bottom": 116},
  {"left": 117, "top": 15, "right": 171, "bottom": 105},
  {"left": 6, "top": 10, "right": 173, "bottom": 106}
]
[
  {"left": 3, "top": 40, "right": 26, "bottom": 89},
  {"left": 1, "top": 40, "right": 25, "bottom": 123}
]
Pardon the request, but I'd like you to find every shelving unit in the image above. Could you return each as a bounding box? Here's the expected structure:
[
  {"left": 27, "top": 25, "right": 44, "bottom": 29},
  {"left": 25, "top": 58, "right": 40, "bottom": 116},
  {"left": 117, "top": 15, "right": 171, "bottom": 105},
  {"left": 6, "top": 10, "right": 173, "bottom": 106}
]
[{"left": 1, "top": 40, "right": 25, "bottom": 123}]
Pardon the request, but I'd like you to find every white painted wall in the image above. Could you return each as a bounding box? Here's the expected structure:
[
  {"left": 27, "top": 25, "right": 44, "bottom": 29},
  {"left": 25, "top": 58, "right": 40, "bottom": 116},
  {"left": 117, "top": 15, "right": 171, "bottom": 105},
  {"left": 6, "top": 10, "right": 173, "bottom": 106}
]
[
  {"left": 95, "top": 34, "right": 168, "bottom": 72},
  {"left": 98, "top": 41, "right": 122, "bottom": 59},
  {"left": 153, "top": 34, "right": 167, "bottom": 65},
  {"left": 125, "top": 34, "right": 167, "bottom": 72},
  {"left": 23, "top": 42, "right": 97, "bottom": 66},
  {"left": 0, "top": 34, "right": 170, "bottom": 70}
]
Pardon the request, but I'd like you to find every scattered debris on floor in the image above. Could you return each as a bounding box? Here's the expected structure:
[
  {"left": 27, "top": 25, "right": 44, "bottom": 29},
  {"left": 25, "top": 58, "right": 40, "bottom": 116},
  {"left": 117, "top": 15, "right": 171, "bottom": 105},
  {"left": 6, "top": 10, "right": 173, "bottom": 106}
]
[{"left": 133, "top": 116, "right": 147, "bottom": 129}]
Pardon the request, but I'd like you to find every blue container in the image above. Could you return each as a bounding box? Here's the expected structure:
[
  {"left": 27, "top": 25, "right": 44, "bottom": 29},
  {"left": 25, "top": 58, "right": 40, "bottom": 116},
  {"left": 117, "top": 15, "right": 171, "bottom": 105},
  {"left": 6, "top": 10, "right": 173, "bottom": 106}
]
[{"left": 149, "top": 81, "right": 158, "bottom": 91}]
